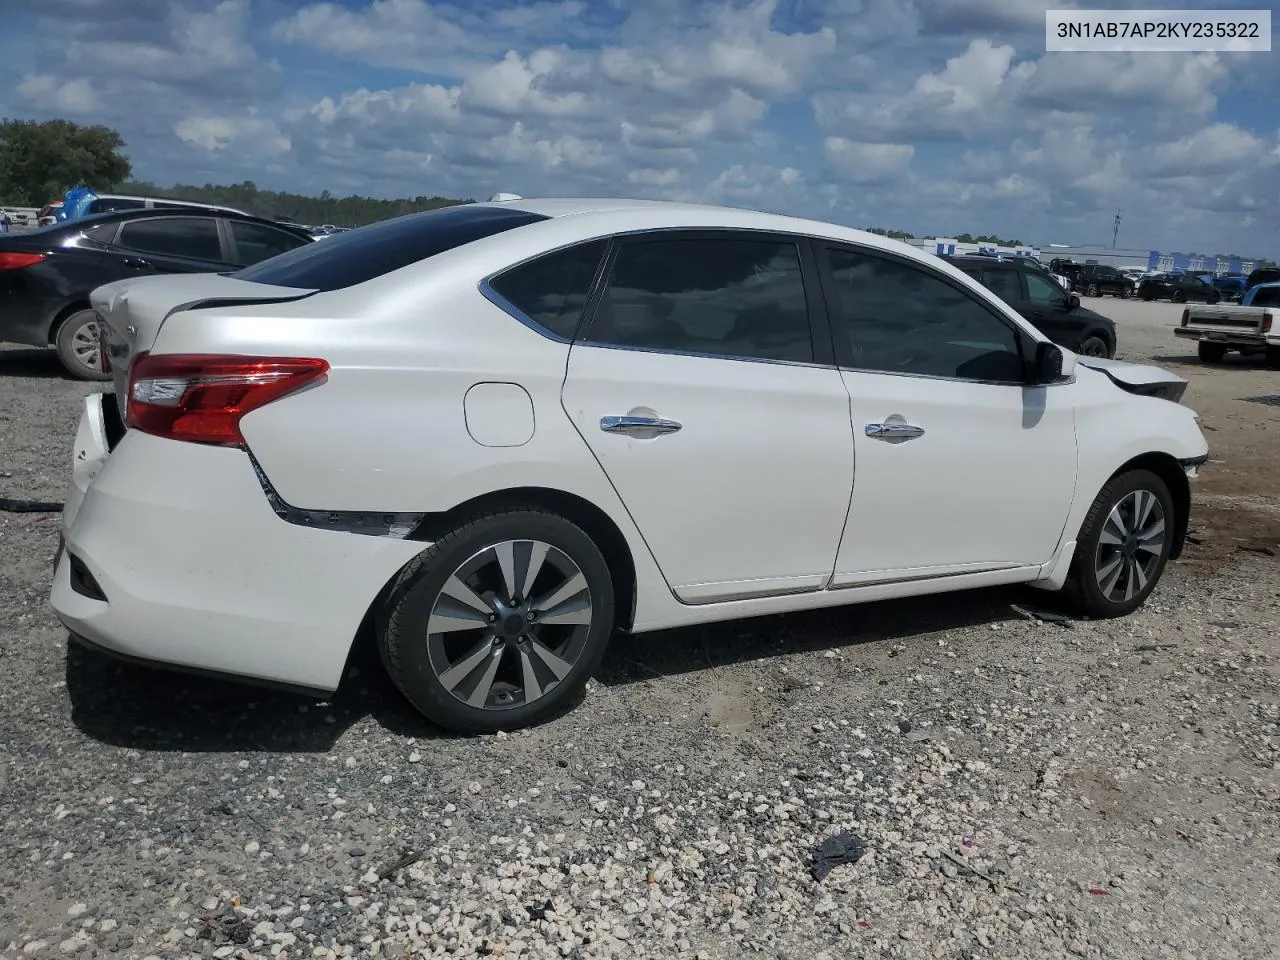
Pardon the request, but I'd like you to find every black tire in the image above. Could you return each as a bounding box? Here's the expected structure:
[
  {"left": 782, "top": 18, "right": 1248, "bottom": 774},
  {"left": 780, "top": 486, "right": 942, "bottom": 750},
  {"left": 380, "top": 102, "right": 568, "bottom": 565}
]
[
  {"left": 1078, "top": 335, "right": 1110, "bottom": 358},
  {"left": 1266, "top": 346, "right": 1280, "bottom": 371},
  {"left": 1173, "top": 290, "right": 1187, "bottom": 304},
  {"left": 1121, "top": 286, "right": 1132, "bottom": 299},
  {"left": 54, "top": 308, "right": 111, "bottom": 381},
  {"left": 378, "top": 507, "right": 615, "bottom": 733},
  {"left": 1207, "top": 292, "right": 1221, "bottom": 305},
  {"left": 1086, "top": 283, "right": 1100, "bottom": 298},
  {"left": 1063, "top": 469, "right": 1175, "bottom": 618},
  {"left": 1198, "top": 341, "right": 1227, "bottom": 363},
  {"left": 1141, "top": 292, "right": 1153, "bottom": 301}
]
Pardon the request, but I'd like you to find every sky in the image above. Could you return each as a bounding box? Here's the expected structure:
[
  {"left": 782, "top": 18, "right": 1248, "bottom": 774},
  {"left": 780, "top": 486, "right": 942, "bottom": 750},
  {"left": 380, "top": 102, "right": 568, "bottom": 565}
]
[{"left": 0, "top": 0, "right": 1277, "bottom": 259}]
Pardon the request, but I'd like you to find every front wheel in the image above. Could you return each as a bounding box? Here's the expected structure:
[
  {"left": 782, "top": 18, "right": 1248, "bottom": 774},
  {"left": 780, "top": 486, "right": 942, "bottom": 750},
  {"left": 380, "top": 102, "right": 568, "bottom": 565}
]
[
  {"left": 1207, "top": 292, "right": 1221, "bottom": 305},
  {"left": 1086, "top": 283, "right": 1100, "bottom": 298},
  {"left": 1173, "top": 290, "right": 1187, "bottom": 304},
  {"left": 1063, "top": 470, "right": 1175, "bottom": 618},
  {"left": 1121, "top": 286, "right": 1132, "bottom": 299},
  {"left": 54, "top": 309, "right": 111, "bottom": 381},
  {"left": 1266, "top": 346, "right": 1280, "bottom": 371},
  {"left": 378, "top": 507, "right": 615, "bottom": 733}
]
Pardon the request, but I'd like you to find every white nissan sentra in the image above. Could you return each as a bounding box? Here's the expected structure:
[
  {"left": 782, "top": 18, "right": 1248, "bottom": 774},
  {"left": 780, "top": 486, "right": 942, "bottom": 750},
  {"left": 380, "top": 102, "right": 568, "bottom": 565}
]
[{"left": 51, "top": 198, "right": 1208, "bottom": 733}]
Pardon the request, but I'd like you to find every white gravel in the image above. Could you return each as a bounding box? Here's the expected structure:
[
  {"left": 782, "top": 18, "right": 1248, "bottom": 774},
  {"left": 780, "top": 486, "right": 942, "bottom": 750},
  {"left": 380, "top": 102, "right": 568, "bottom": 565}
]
[{"left": 2, "top": 312, "right": 1279, "bottom": 960}]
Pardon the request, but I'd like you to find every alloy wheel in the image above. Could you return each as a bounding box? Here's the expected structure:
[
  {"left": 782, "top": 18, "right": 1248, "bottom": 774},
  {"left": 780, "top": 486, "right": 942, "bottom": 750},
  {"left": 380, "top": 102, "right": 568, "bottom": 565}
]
[
  {"left": 425, "top": 540, "right": 593, "bottom": 710},
  {"left": 1093, "top": 490, "right": 1166, "bottom": 603},
  {"left": 71, "top": 318, "right": 102, "bottom": 372}
]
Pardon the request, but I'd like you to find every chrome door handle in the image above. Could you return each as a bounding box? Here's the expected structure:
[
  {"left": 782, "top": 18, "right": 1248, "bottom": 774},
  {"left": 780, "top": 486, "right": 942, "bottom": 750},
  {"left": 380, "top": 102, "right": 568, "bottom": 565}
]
[
  {"left": 600, "top": 415, "right": 682, "bottom": 437},
  {"left": 866, "top": 422, "right": 925, "bottom": 441}
]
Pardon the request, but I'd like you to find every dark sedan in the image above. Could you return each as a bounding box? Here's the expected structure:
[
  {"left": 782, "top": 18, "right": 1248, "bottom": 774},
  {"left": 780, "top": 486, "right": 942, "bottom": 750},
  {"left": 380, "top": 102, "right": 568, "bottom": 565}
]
[
  {"left": 1137, "top": 273, "right": 1221, "bottom": 304},
  {"left": 0, "top": 208, "right": 313, "bottom": 378}
]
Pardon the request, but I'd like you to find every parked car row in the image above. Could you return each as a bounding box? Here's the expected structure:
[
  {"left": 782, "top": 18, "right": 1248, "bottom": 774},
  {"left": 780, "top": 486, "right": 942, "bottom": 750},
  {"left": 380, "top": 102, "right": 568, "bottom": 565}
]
[
  {"left": 0, "top": 207, "right": 315, "bottom": 378},
  {"left": 51, "top": 197, "right": 1209, "bottom": 732}
]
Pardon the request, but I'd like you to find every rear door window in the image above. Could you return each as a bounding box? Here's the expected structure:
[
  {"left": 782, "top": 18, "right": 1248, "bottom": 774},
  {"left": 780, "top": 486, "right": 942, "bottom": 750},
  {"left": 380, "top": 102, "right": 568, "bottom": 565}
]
[
  {"left": 585, "top": 235, "right": 815, "bottom": 364},
  {"left": 116, "top": 217, "right": 224, "bottom": 261},
  {"left": 980, "top": 267, "right": 1022, "bottom": 303},
  {"left": 229, "top": 220, "right": 311, "bottom": 266},
  {"left": 232, "top": 205, "right": 550, "bottom": 290}
]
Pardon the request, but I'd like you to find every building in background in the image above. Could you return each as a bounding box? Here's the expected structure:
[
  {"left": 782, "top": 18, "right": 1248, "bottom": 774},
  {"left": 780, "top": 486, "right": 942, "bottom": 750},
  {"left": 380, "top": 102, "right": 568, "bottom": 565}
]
[{"left": 902, "top": 237, "right": 1043, "bottom": 260}]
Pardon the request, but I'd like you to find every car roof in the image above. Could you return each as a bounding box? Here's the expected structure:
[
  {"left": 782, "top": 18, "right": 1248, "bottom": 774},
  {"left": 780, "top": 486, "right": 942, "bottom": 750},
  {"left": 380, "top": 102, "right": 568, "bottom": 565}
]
[
  {"left": 481, "top": 196, "right": 938, "bottom": 264},
  {"left": 51, "top": 207, "right": 308, "bottom": 233}
]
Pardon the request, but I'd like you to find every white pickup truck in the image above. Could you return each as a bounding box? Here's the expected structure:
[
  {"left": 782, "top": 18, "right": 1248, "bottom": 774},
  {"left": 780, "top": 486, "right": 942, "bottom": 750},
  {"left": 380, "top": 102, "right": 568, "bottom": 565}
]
[{"left": 1175, "top": 282, "right": 1280, "bottom": 368}]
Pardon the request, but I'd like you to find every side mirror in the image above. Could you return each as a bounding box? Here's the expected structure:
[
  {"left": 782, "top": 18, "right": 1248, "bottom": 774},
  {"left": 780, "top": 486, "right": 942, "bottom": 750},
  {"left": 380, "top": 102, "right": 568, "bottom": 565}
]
[
  {"left": 1033, "top": 341, "right": 1064, "bottom": 384},
  {"left": 1067, "top": 294, "right": 1080, "bottom": 310}
]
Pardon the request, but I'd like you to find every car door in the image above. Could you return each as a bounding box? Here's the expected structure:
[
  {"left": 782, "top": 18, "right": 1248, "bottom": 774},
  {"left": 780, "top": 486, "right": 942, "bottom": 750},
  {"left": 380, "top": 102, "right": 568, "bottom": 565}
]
[
  {"left": 109, "top": 216, "right": 233, "bottom": 277},
  {"left": 816, "top": 243, "right": 1078, "bottom": 586},
  {"left": 561, "top": 230, "right": 854, "bottom": 604}
]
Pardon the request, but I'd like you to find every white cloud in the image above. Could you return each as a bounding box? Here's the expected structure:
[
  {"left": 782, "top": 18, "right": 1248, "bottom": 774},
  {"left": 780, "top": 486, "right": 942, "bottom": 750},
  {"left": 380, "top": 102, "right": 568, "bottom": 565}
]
[
  {"left": 174, "top": 115, "right": 291, "bottom": 156},
  {"left": 15, "top": 74, "right": 100, "bottom": 114},
  {"left": 5, "top": 0, "right": 1278, "bottom": 259},
  {"left": 823, "top": 139, "right": 915, "bottom": 183},
  {"left": 1141, "top": 123, "right": 1270, "bottom": 177}
]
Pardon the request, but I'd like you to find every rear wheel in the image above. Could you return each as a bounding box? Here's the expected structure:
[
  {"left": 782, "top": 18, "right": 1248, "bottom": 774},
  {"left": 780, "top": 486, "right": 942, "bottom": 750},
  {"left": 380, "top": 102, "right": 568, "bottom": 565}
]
[
  {"left": 1064, "top": 469, "right": 1174, "bottom": 618},
  {"left": 1207, "top": 292, "right": 1221, "bottom": 305},
  {"left": 1198, "top": 342, "right": 1227, "bottom": 363},
  {"left": 1121, "top": 286, "right": 1132, "bottom": 299},
  {"left": 54, "top": 308, "right": 111, "bottom": 381},
  {"left": 378, "top": 508, "right": 615, "bottom": 733},
  {"left": 1086, "top": 283, "right": 1100, "bottom": 297},
  {"left": 1173, "top": 290, "right": 1187, "bottom": 304},
  {"left": 1266, "top": 346, "right": 1280, "bottom": 370}
]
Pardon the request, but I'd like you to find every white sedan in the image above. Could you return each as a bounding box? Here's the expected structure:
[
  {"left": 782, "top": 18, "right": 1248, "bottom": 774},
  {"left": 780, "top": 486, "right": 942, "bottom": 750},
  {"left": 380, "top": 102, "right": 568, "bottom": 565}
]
[{"left": 52, "top": 198, "right": 1208, "bottom": 733}]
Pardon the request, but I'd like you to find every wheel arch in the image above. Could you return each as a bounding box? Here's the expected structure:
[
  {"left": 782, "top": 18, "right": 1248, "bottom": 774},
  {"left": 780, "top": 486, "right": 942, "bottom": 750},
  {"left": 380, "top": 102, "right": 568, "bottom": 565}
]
[
  {"left": 47, "top": 298, "right": 93, "bottom": 343},
  {"left": 405, "top": 486, "right": 639, "bottom": 631},
  {"left": 1096, "top": 452, "right": 1192, "bottom": 561}
]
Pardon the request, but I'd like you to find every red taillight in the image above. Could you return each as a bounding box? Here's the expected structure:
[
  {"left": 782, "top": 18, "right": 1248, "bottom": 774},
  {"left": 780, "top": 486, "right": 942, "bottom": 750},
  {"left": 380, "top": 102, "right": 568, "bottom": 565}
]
[
  {"left": 1264, "top": 312, "right": 1273, "bottom": 334},
  {"left": 125, "top": 352, "right": 329, "bottom": 446},
  {"left": 1180, "top": 308, "right": 1189, "bottom": 327},
  {"left": 0, "top": 252, "right": 46, "bottom": 271}
]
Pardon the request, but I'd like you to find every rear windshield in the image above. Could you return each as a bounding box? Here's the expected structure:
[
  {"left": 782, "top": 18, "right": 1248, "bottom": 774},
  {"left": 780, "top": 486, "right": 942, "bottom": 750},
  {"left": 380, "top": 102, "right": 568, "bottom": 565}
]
[
  {"left": 231, "top": 204, "right": 550, "bottom": 291},
  {"left": 1252, "top": 286, "right": 1280, "bottom": 308}
]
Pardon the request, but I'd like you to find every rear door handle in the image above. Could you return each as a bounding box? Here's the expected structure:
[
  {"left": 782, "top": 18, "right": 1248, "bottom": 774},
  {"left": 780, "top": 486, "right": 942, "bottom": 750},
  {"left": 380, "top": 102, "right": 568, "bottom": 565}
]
[
  {"left": 600, "top": 415, "right": 682, "bottom": 438},
  {"left": 866, "top": 421, "right": 925, "bottom": 441}
]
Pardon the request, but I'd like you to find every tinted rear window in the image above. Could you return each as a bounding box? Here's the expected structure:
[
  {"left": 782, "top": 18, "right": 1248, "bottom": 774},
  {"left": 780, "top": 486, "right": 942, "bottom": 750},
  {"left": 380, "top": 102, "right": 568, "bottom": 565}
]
[
  {"left": 231, "top": 205, "right": 550, "bottom": 291},
  {"left": 1252, "top": 287, "right": 1280, "bottom": 308}
]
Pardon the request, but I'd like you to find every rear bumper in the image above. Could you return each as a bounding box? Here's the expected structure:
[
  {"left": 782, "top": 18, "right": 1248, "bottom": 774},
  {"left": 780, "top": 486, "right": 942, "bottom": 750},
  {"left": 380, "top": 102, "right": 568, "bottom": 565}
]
[
  {"left": 52, "top": 397, "right": 423, "bottom": 692},
  {"left": 1175, "top": 328, "right": 1266, "bottom": 348}
]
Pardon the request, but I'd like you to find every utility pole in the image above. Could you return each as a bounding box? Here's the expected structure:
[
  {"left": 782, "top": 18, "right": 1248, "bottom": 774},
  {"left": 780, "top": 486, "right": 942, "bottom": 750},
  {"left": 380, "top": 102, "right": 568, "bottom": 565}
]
[{"left": 1112, "top": 210, "right": 1121, "bottom": 249}]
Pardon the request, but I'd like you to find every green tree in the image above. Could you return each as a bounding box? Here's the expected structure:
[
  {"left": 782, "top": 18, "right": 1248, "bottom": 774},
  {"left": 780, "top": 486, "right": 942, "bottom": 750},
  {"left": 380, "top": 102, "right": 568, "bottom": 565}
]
[
  {"left": 864, "top": 226, "right": 916, "bottom": 240},
  {"left": 118, "top": 179, "right": 469, "bottom": 227},
  {"left": 0, "top": 118, "right": 132, "bottom": 206}
]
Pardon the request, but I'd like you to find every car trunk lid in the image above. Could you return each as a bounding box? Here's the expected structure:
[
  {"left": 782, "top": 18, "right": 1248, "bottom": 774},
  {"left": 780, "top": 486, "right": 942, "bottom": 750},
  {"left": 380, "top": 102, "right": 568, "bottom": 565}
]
[{"left": 90, "top": 273, "right": 317, "bottom": 420}]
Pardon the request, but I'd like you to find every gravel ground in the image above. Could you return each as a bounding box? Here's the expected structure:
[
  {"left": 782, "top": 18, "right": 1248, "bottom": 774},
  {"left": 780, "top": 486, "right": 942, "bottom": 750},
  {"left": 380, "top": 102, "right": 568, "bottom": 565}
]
[{"left": 2, "top": 297, "right": 1279, "bottom": 960}]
